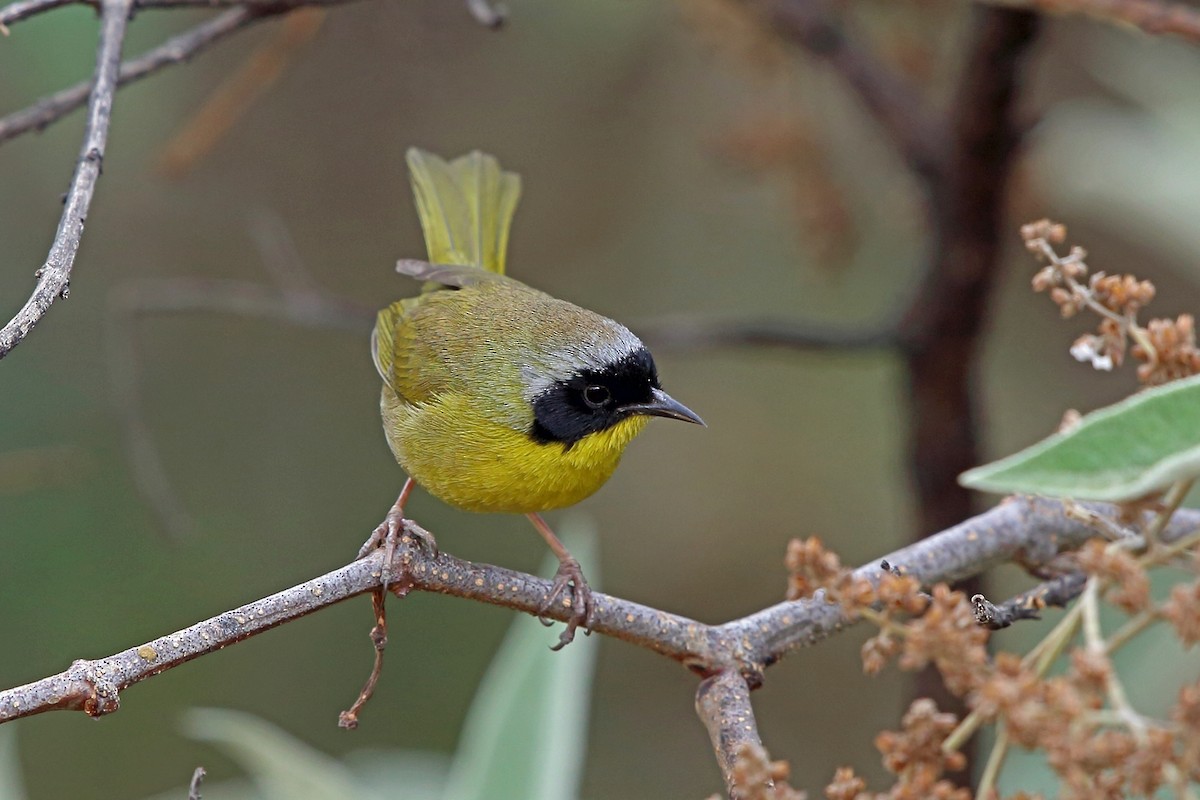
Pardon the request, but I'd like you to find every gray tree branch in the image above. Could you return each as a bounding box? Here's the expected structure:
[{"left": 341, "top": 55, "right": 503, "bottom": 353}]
[
  {"left": 2, "top": 497, "right": 1195, "bottom": 796},
  {"left": 0, "top": 0, "right": 132, "bottom": 359},
  {"left": 696, "top": 670, "right": 767, "bottom": 799}
]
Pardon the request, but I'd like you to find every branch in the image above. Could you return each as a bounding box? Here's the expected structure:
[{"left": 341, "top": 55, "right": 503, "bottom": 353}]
[
  {"left": 763, "top": 0, "right": 947, "bottom": 187},
  {"left": 726, "top": 497, "right": 1196, "bottom": 668},
  {"left": 0, "top": 0, "right": 357, "bottom": 28},
  {"left": 0, "top": 543, "right": 713, "bottom": 723},
  {"left": 4, "top": 496, "right": 1195, "bottom": 725},
  {"left": 970, "top": 571, "right": 1087, "bottom": 629},
  {"left": 696, "top": 670, "right": 767, "bottom": 799},
  {"left": 0, "top": 8, "right": 262, "bottom": 145},
  {"left": 187, "top": 767, "right": 206, "bottom": 800},
  {"left": 981, "top": 0, "right": 1200, "bottom": 44},
  {"left": 0, "top": 0, "right": 74, "bottom": 30},
  {"left": 0, "top": 0, "right": 132, "bottom": 359}
]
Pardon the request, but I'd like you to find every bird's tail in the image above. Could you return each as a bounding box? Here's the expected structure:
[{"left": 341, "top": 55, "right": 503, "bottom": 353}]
[{"left": 406, "top": 148, "right": 522, "bottom": 275}]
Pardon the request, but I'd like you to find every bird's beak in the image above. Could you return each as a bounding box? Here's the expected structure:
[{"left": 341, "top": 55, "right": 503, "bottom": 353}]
[{"left": 623, "top": 388, "right": 706, "bottom": 427}]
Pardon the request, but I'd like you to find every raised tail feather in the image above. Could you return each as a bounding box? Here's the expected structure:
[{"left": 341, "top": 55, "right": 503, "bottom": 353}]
[{"left": 405, "top": 148, "right": 522, "bottom": 275}]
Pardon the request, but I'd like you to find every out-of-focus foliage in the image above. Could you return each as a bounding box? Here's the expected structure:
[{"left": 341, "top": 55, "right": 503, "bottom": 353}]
[
  {"left": 1034, "top": 31, "right": 1200, "bottom": 284},
  {"left": 442, "top": 521, "right": 597, "bottom": 800},
  {"left": 0, "top": 727, "right": 26, "bottom": 800}
]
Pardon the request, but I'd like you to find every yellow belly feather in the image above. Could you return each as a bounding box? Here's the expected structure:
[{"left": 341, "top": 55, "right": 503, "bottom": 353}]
[{"left": 382, "top": 387, "right": 648, "bottom": 514}]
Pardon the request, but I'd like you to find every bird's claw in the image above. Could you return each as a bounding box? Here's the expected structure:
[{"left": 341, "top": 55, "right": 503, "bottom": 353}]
[
  {"left": 358, "top": 508, "right": 438, "bottom": 593},
  {"left": 399, "top": 519, "right": 439, "bottom": 558},
  {"left": 537, "top": 557, "right": 594, "bottom": 651}
]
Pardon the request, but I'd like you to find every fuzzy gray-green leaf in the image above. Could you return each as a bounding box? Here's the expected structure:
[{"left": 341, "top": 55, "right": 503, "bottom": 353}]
[{"left": 960, "top": 374, "right": 1200, "bottom": 500}]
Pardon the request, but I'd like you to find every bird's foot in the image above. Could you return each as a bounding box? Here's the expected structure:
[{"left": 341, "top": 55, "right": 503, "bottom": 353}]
[
  {"left": 358, "top": 500, "right": 437, "bottom": 593},
  {"left": 538, "top": 556, "right": 595, "bottom": 651}
]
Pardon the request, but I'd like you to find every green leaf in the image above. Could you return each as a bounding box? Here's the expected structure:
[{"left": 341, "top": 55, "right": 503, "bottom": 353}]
[
  {"left": 960, "top": 374, "right": 1200, "bottom": 500},
  {"left": 441, "top": 516, "right": 599, "bottom": 800},
  {"left": 179, "top": 708, "right": 447, "bottom": 800}
]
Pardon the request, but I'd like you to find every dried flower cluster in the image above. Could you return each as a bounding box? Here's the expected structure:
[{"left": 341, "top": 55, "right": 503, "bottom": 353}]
[
  {"left": 779, "top": 523, "right": 1200, "bottom": 799},
  {"left": 1021, "top": 218, "right": 1200, "bottom": 385},
  {"left": 705, "top": 744, "right": 807, "bottom": 800},
  {"left": 816, "top": 699, "right": 970, "bottom": 800}
]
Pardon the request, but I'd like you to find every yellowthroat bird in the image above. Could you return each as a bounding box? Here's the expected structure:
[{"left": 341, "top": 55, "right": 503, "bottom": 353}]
[{"left": 366, "top": 148, "right": 704, "bottom": 647}]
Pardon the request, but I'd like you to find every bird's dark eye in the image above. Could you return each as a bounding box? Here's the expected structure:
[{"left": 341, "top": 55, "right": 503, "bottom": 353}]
[{"left": 582, "top": 385, "right": 611, "bottom": 409}]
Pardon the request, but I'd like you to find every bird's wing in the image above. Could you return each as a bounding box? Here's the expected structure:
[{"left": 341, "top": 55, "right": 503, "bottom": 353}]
[{"left": 371, "top": 297, "right": 425, "bottom": 399}]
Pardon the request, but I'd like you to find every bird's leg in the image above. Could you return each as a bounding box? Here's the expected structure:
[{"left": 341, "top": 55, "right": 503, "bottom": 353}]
[
  {"left": 357, "top": 478, "right": 437, "bottom": 592},
  {"left": 527, "top": 512, "right": 595, "bottom": 650}
]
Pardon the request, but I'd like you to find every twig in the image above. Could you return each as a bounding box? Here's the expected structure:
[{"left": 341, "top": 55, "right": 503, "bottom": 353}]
[
  {"left": 0, "top": 8, "right": 260, "bottom": 145},
  {"left": 0, "top": 0, "right": 73, "bottom": 30},
  {"left": 0, "top": 0, "right": 363, "bottom": 27},
  {"left": 337, "top": 588, "right": 391, "bottom": 730},
  {"left": 4, "top": 497, "right": 1195, "bottom": 725},
  {"left": 1080, "top": 579, "right": 1149, "bottom": 739},
  {"left": 1144, "top": 478, "right": 1195, "bottom": 549},
  {"left": 944, "top": 573, "right": 1090, "bottom": 754},
  {"left": 695, "top": 670, "right": 766, "bottom": 799},
  {"left": 1104, "top": 608, "right": 1160, "bottom": 655},
  {"left": 187, "top": 766, "right": 206, "bottom": 800},
  {"left": 464, "top": 0, "right": 504, "bottom": 28},
  {"left": 980, "top": 0, "right": 1200, "bottom": 44},
  {"left": 0, "top": 0, "right": 133, "bottom": 359},
  {"left": 971, "top": 571, "right": 1087, "bottom": 629},
  {"left": 763, "top": 0, "right": 947, "bottom": 186}
]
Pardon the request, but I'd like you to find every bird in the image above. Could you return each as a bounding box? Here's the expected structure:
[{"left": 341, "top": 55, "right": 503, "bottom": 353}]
[{"left": 364, "top": 148, "right": 704, "bottom": 648}]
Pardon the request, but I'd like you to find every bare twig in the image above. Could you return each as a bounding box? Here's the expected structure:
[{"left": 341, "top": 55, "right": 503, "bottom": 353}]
[
  {"left": 337, "top": 588, "right": 391, "bottom": 730},
  {"left": 0, "top": 0, "right": 363, "bottom": 27},
  {"left": 0, "top": 8, "right": 259, "bottom": 145},
  {"left": 3, "top": 497, "right": 1195, "bottom": 726},
  {"left": 464, "top": 0, "right": 504, "bottom": 29},
  {"left": 980, "top": 0, "right": 1200, "bottom": 44},
  {"left": 763, "top": 0, "right": 947, "bottom": 187},
  {"left": 0, "top": 0, "right": 133, "bottom": 359},
  {"left": 696, "top": 670, "right": 766, "bottom": 799},
  {"left": 0, "top": 0, "right": 74, "bottom": 30},
  {"left": 971, "top": 571, "right": 1087, "bottom": 629},
  {"left": 187, "top": 766, "right": 206, "bottom": 800}
]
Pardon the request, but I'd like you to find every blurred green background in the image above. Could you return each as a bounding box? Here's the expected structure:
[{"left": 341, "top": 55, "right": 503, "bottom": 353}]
[{"left": 3, "top": 1, "right": 1200, "bottom": 797}]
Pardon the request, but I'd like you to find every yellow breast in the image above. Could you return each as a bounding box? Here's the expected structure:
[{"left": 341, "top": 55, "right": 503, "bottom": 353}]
[{"left": 381, "top": 386, "right": 649, "bottom": 514}]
